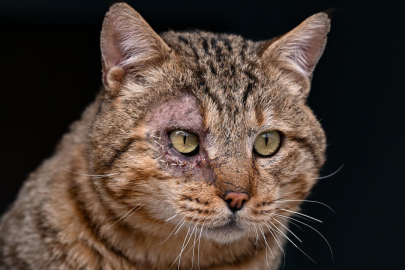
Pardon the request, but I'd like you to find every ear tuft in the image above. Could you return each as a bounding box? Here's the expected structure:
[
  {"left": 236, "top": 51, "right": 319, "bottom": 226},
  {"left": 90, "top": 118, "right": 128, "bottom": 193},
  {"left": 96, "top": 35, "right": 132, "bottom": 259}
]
[
  {"left": 100, "top": 3, "right": 171, "bottom": 93},
  {"left": 262, "top": 13, "right": 330, "bottom": 79}
]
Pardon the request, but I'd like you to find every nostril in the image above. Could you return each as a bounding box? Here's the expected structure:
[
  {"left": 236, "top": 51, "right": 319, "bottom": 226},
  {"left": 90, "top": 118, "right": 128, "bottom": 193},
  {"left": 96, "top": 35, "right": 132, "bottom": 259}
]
[
  {"left": 223, "top": 192, "right": 250, "bottom": 212},
  {"left": 225, "top": 198, "right": 233, "bottom": 205}
]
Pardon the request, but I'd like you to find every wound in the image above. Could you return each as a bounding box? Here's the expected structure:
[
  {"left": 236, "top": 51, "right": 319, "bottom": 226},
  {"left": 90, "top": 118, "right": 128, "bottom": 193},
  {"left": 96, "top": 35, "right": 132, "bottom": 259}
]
[{"left": 147, "top": 94, "right": 215, "bottom": 184}]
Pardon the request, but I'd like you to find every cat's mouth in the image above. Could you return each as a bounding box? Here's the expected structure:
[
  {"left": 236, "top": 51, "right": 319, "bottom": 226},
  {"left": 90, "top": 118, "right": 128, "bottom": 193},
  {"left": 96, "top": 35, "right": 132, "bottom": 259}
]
[
  {"left": 207, "top": 219, "right": 242, "bottom": 232},
  {"left": 204, "top": 218, "right": 246, "bottom": 243}
]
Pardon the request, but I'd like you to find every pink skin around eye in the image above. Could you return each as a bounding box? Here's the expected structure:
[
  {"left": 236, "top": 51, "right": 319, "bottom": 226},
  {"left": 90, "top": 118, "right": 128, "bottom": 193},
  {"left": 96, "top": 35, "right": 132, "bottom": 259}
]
[{"left": 147, "top": 94, "right": 215, "bottom": 184}]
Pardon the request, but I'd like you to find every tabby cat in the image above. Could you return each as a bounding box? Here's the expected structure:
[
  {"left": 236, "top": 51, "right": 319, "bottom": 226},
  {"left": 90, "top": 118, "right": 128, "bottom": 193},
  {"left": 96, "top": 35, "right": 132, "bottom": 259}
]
[{"left": 0, "top": 3, "right": 331, "bottom": 269}]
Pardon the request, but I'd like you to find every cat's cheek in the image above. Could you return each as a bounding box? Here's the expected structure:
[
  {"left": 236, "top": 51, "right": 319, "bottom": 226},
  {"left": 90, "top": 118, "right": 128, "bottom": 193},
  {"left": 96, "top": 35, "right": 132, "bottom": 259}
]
[{"left": 157, "top": 152, "right": 215, "bottom": 184}]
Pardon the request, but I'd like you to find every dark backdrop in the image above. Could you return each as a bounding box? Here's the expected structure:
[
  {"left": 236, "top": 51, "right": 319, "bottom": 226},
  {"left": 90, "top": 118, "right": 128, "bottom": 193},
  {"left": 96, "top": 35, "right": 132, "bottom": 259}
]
[{"left": 1, "top": 0, "right": 404, "bottom": 269}]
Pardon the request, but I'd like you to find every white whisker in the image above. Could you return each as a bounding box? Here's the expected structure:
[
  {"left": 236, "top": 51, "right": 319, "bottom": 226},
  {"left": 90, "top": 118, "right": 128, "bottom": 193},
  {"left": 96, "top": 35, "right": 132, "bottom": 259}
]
[
  {"left": 259, "top": 226, "right": 275, "bottom": 259},
  {"left": 275, "top": 199, "right": 335, "bottom": 213},
  {"left": 259, "top": 226, "right": 272, "bottom": 270},
  {"left": 272, "top": 217, "right": 302, "bottom": 243},
  {"left": 264, "top": 221, "right": 285, "bottom": 267},
  {"left": 280, "top": 209, "right": 323, "bottom": 223},
  {"left": 317, "top": 164, "right": 344, "bottom": 179},
  {"left": 158, "top": 217, "right": 185, "bottom": 245},
  {"left": 191, "top": 226, "right": 198, "bottom": 270},
  {"left": 62, "top": 168, "right": 119, "bottom": 178},
  {"left": 166, "top": 214, "right": 178, "bottom": 222},
  {"left": 268, "top": 218, "right": 317, "bottom": 264},
  {"left": 177, "top": 223, "right": 199, "bottom": 270},
  {"left": 276, "top": 214, "right": 334, "bottom": 262},
  {"left": 168, "top": 226, "right": 191, "bottom": 270},
  {"left": 197, "top": 222, "right": 205, "bottom": 270},
  {"left": 174, "top": 220, "right": 186, "bottom": 235},
  {"left": 99, "top": 204, "right": 141, "bottom": 233}
]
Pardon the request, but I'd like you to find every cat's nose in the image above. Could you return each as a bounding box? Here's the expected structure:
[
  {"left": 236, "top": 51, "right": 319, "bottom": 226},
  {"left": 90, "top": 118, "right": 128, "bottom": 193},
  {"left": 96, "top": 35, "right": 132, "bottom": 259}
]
[{"left": 224, "top": 192, "right": 250, "bottom": 212}]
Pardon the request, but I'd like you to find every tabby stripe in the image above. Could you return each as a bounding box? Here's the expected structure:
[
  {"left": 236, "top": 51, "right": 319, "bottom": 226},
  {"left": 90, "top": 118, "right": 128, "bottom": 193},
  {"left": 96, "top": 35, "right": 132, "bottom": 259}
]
[
  {"left": 191, "top": 46, "right": 200, "bottom": 61},
  {"left": 178, "top": 36, "right": 190, "bottom": 45},
  {"left": 209, "top": 62, "right": 217, "bottom": 75},
  {"left": 216, "top": 46, "right": 222, "bottom": 62},
  {"left": 108, "top": 136, "right": 140, "bottom": 166},
  {"left": 242, "top": 69, "right": 259, "bottom": 106},
  {"left": 69, "top": 180, "right": 136, "bottom": 265},
  {"left": 219, "top": 36, "right": 233, "bottom": 52},
  {"left": 243, "top": 82, "right": 254, "bottom": 105},
  {"left": 204, "top": 86, "right": 223, "bottom": 112},
  {"left": 211, "top": 38, "right": 217, "bottom": 48},
  {"left": 202, "top": 38, "right": 210, "bottom": 55},
  {"left": 34, "top": 202, "right": 67, "bottom": 263},
  {"left": 239, "top": 42, "right": 248, "bottom": 60},
  {"left": 289, "top": 136, "right": 320, "bottom": 167}
]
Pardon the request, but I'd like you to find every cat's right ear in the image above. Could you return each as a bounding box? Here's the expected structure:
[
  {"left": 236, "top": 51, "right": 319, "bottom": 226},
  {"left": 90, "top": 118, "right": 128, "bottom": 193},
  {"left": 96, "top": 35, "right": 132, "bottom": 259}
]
[{"left": 100, "top": 3, "right": 171, "bottom": 96}]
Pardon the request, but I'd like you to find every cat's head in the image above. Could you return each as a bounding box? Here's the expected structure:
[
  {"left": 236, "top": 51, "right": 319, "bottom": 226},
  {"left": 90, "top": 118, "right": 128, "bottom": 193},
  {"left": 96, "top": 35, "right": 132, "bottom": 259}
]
[{"left": 88, "top": 3, "right": 329, "bottom": 243}]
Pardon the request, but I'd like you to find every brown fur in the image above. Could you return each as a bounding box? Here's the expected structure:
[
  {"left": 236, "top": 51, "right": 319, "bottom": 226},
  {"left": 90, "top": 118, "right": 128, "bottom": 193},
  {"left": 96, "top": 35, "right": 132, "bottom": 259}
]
[{"left": 0, "top": 3, "right": 330, "bottom": 269}]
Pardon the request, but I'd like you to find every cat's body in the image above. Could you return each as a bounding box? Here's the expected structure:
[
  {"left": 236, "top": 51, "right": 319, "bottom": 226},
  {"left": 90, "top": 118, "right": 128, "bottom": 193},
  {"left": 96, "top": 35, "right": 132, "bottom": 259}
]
[{"left": 0, "top": 3, "right": 330, "bottom": 270}]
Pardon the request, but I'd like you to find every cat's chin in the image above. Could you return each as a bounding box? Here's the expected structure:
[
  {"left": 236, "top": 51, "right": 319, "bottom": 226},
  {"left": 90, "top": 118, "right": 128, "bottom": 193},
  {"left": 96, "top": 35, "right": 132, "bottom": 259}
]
[{"left": 204, "top": 221, "right": 246, "bottom": 244}]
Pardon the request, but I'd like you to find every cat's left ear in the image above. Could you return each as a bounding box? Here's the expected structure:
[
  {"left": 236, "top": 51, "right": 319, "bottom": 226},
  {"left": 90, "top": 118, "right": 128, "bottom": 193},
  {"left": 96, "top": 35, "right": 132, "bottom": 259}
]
[
  {"left": 100, "top": 3, "right": 171, "bottom": 95},
  {"left": 261, "top": 13, "right": 330, "bottom": 94}
]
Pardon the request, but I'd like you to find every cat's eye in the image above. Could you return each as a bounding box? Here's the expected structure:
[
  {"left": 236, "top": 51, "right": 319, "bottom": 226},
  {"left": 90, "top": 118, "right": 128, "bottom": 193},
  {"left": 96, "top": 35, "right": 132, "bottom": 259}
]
[
  {"left": 169, "top": 129, "right": 199, "bottom": 155},
  {"left": 253, "top": 131, "right": 281, "bottom": 157}
]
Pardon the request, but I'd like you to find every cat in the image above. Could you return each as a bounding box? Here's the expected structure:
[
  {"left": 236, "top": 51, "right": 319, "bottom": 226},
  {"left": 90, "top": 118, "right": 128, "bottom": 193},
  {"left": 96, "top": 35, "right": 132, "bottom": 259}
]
[{"left": 0, "top": 3, "right": 330, "bottom": 269}]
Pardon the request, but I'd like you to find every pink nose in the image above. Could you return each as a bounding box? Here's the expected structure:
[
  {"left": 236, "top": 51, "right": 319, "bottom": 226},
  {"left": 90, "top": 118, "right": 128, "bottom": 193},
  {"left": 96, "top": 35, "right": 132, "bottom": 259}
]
[{"left": 224, "top": 192, "right": 250, "bottom": 212}]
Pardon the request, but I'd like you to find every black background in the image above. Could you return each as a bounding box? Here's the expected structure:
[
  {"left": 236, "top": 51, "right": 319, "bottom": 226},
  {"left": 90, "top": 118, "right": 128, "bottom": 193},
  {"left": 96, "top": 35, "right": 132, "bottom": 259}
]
[{"left": 0, "top": 0, "right": 404, "bottom": 269}]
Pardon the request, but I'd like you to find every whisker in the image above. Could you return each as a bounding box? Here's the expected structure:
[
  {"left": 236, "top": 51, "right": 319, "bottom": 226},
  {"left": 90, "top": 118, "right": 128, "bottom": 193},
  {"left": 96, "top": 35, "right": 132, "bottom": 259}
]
[
  {"left": 62, "top": 168, "right": 119, "bottom": 178},
  {"left": 317, "top": 164, "right": 344, "bottom": 180},
  {"left": 272, "top": 217, "right": 302, "bottom": 243},
  {"left": 268, "top": 219, "right": 317, "bottom": 264},
  {"left": 271, "top": 226, "right": 286, "bottom": 269},
  {"left": 254, "top": 225, "right": 259, "bottom": 247},
  {"left": 280, "top": 209, "right": 323, "bottom": 223},
  {"left": 284, "top": 218, "right": 306, "bottom": 236},
  {"left": 177, "top": 223, "right": 199, "bottom": 270},
  {"left": 263, "top": 222, "right": 285, "bottom": 269},
  {"left": 191, "top": 225, "right": 198, "bottom": 270},
  {"left": 166, "top": 214, "right": 178, "bottom": 222},
  {"left": 98, "top": 204, "right": 141, "bottom": 233},
  {"left": 259, "top": 226, "right": 275, "bottom": 259},
  {"left": 168, "top": 226, "right": 191, "bottom": 270},
  {"left": 197, "top": 222, "right": 205, "bottom": 270},
  {"left": 259, "top": 226, "right": 272, "bottom": 270},
  {"left": 174, "top": 220, "right": 186, "bottom": 235},
  {"left": 158, "top": 217, "right": 185, "bottom": 245},
  {"left": 275, "top": 199, "right": 335, "bottom": 213},
  {"left": 275, "top": 214, "right": 334, "bottom": 262}
]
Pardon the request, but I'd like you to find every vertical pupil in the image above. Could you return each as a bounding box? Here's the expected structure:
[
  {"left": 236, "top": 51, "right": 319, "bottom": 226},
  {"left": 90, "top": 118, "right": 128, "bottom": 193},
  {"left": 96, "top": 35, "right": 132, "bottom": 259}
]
[
  {"left": 183, "top": 135, "right": 186, "bottom": 145},
  {"left": 264, "top": 135, "right": 269, "bottom": 146}
]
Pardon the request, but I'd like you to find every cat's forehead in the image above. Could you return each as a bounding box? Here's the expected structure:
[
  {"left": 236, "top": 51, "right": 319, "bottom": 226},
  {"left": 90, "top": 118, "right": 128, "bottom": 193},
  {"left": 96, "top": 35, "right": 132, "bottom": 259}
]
[{"left": 160, "top": 31, "right": 295, "bottom": 130}]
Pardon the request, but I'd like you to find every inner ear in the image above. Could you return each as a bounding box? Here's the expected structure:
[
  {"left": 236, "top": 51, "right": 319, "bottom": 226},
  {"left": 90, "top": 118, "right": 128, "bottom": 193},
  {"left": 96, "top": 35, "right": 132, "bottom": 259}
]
[
  {"left": 100, "top": 3, "right": 171, "bottom": 95},
  {"left": 261, "top": 13, "right": 330, "bottom": 84}
]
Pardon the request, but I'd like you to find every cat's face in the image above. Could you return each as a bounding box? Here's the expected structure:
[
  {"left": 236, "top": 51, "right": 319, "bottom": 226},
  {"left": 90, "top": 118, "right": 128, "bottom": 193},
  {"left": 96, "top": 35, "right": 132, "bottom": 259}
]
[{"left": 88, "top": 3, "right": 328, "bottom": 244}]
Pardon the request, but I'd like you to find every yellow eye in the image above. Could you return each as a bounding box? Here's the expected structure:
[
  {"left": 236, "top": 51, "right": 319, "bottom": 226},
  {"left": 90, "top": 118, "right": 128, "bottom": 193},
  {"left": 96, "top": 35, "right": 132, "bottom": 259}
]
[
  {"left": 253, "top": 131, "right": 281, "bottom": 156},
  {"left": 169, "top": 129, "right": 199, "bottom": 155}
]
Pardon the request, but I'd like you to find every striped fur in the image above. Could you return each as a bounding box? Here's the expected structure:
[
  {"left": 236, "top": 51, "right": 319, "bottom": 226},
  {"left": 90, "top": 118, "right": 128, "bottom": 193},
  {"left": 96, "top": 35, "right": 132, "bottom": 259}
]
[{"left": 0, "top": 3, "right": 330, "bottom": 269}]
